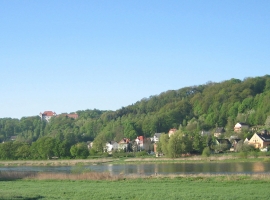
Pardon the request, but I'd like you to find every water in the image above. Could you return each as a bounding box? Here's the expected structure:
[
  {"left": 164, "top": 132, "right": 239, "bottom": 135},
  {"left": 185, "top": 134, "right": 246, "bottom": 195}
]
[{"left": 1, "top": 162, "right": 270, "bottom": 175}]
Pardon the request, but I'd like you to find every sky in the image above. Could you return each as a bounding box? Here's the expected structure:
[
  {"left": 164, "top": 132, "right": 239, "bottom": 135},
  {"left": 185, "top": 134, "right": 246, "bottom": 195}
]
[{"left": 1, "top": 0, "right": 270, "bottom": 119}]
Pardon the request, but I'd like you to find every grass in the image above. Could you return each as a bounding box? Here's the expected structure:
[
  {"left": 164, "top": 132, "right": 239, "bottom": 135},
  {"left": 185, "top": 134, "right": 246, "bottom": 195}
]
[{"left": 1, "top": 173, "right": 270, "bottom": 199}]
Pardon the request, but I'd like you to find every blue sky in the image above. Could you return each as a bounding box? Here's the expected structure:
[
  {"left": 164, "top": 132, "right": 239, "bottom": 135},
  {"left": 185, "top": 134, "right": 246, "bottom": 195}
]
[{"left": 1, "top": 0, "right": 269, "bottom": 119}]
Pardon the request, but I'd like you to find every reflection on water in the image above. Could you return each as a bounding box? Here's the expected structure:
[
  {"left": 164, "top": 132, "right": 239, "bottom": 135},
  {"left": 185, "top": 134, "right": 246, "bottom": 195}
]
[
  {"left": 253, "top": 162, "right": 265, "bottom": 172},
  {"left": 1, "top": 162, "right": 270, "bottom": 175}
]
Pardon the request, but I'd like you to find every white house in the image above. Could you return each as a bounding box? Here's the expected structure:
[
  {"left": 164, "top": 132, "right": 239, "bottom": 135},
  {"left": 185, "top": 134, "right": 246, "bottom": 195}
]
[
  {"left": 135, "top": 136, "right": 151, "bottom": 151},
  {"left": 39, "top": 111, "right": 57, "bottom": 122},
  {"left": 234, "top": 122, "right": 249, "bottom": 132},
  {"left": 118, "top": 138, "right": 130, "bottom": 151},
  {"left": 200, "top": 130, "right": 211, "bottom": 136},
  {"left": 152, "top": 133, "right": 162, "bottom": 143},
  {"left": 105, "top": 141, "right": 118, "bottom": 152}
]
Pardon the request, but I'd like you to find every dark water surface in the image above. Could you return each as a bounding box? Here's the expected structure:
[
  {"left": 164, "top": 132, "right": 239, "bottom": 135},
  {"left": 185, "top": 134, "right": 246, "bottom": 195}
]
[{"left": 1, "top": 162, "right": 270, "bottom": 175}]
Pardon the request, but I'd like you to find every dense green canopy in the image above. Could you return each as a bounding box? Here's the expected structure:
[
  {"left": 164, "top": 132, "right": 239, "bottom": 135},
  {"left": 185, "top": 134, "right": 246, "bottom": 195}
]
[{"left": 1, "top": 75, "right": 270, "bottom": 159}]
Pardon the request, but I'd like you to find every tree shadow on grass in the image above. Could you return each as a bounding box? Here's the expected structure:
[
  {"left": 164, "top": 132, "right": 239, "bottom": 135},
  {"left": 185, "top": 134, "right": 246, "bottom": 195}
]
[{"left": 0, "top": 195, "right": 44, "bottom": 200}]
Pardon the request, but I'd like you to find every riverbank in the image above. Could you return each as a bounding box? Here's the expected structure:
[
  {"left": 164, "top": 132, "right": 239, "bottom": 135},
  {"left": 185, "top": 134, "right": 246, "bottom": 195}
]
[
  {"left": 0, "top": 154, "right": 269, "bottom": 166},
  {"left": 0, "top": 158, "right": 115, "bottom": 166}
]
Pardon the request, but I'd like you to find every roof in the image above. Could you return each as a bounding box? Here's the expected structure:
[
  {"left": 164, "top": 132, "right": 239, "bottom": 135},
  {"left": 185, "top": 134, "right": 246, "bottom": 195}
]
[
  {"left": 109, "top": 141, "right": 117, "bottom": 145},
  {"left": 257, "top": 134, "right": 270, "bottom": 142},
  {"left": 238, "top": 122, "right": 249, "bottom": 126},
  {"left": 216, "top": 139, "right": 231, "bottom": 145},
  {"left": 41, "top": 111, "right": 56, "bottom": 116},
  {"left": 137, "top": 136, "right": 144, "bottom": 141},
  {"left": 119, "top": 138, "right": 130, "bottom": 144},
  {"left": 154, "top": 133, "right": 162, "bottom": 138},
  {"left": 215, "top": 127, "right": 225, "bottom": 133},
  {"left": 65, "top": 113, "right": 78, "bottom": 119},
  {"left": 169, "top": 128, "right": 177, "bottom": 133}
]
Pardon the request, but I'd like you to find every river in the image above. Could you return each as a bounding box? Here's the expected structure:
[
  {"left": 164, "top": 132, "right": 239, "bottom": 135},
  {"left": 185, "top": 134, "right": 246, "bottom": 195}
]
[{"left": 1, "top": 162, "right": 270, "bottom": 175}]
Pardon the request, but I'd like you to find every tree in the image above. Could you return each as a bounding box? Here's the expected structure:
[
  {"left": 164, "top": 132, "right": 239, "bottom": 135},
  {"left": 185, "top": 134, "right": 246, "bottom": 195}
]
[
  {"left": 192, "top": 133, "right": 204, "bottom": 153},
  {"left": 92, "top": 134, "right": 106, "bottom": 152},
  {"left": 70, "top": 142, "right": 89, "bottom": 158},
  {"left": 202, "top": 147, "right": 211, "bottom": 157},
  {"left": 15, "top": 143, "right": 31, "bottom": 159},
  {"left": 265, "top": 116, "right": 270, "bottom": 127},
  {"left": 167, "top": 132, "right": 183, "bottom": 158},
  {"left": 158, "top": 133, "right": 169, "bottom": 155},
  {"left": 30, "top": 137, "right": 57, "bottom": 159}
]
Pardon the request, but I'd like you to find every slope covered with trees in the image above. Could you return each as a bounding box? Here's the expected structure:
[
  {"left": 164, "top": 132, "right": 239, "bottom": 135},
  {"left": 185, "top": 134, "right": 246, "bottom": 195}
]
[{"left": 1, "top": 75, "right": 270, "bottom": 159}]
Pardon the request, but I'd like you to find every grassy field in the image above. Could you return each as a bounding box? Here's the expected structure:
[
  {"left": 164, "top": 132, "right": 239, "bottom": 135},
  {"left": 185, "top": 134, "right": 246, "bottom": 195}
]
[{"left": 1, "top": 174, "right": 270, "bottom": 199}]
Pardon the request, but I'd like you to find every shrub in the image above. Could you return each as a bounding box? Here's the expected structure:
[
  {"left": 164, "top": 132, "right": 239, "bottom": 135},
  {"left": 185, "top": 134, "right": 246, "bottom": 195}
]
[
  {"left": 135, "top": 151, "right": 148, "bottom": 157},
  {"left": 202, "top": 147, "right": 211, "bottom": 157},
  {"left": 238, "top": 151, "right": 248, "bottom": 159},
  {"left": 250, "top": 151, "right": 258, "bottom": 158}
]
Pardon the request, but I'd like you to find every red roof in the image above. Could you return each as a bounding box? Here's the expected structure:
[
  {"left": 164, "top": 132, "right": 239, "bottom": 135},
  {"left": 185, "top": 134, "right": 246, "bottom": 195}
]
[
  {"left": 42, "top": 111, "right": 56, "bottom": 116},
  {"left": 137, "top": 136, "right": 144, "bottom": 141},
  {"left": 66, "top": 114, "right": 78, "bottom": 119}
]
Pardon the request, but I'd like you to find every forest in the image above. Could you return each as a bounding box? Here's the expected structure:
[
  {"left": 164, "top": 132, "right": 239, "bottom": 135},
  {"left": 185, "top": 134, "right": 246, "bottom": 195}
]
[{"left": 1, "top": 75, "right": 270, "bottom": 159}]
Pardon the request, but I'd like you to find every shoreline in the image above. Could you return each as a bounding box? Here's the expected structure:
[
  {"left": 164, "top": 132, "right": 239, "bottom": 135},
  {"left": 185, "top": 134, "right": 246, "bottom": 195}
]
[{"left": 0, "top": 155, "right": 268, "bottom": 166}]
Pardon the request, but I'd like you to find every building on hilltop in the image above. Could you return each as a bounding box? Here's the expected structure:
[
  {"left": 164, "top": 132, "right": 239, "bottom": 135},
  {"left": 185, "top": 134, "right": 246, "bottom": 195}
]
[
  {"left": 40, "top": 111, "right": 79, "bottom": 122},
  {"left": 59, "top": 113, "right": 79, "bottom": 119},
  {"left": 39, "top": 111, "right": 57, "bottom": 122}
]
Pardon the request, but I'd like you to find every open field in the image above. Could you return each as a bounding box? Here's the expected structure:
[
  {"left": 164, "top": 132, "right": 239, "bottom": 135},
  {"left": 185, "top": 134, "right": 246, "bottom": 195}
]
[{"left": 1, "top": 173, "right": 270, "bottom": 199}]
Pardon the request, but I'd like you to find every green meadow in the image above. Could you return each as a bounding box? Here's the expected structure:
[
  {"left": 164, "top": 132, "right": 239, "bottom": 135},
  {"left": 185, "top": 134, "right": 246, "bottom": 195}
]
[{"left": 1, "top": 175, "right": 270, "bottom": 200}]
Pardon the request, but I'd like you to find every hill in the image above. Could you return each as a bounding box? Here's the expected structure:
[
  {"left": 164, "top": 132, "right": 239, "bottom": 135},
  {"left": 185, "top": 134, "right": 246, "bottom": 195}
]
[{"left": 1, "top": 75, "right": 270, "bottom": 144}]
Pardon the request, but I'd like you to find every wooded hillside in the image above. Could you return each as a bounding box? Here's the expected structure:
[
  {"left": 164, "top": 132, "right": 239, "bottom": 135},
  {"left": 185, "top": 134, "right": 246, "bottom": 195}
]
[{"left": 1, "top": 75, "right": 270, "bottom": 145}]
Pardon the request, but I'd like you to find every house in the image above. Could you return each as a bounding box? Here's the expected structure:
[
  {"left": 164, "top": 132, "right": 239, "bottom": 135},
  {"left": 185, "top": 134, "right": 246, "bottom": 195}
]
[
  {"left": 244, "top": 138, "right": 249, "bottom": 143},
  {"left": 39, "top": 111, "right": 57, "bottom": 122},
  {"left": 105, "top": 141, "right": 118, "bottom": 152},
  {"left": 152, "top": 133, "right": 162, "bottom": 143},
  {"left": 214, "top": 127, "right": 225, "bottom": 137},
  {"left": 230, "top": 139, "right": 242, "bottom": 151},
  {"left": 87, "top": 141, "right": 93, "bottom": 149},
  {"left": 248, "top": 133, "right": 270, "bottom": 149},
  {"left": 234, "top": 122, "right": 249, "bottom": 133},
  {"left": 10, "top": 136, "right": 17, "bottom": 141},
  {"left": 168, "top": 128, "right": 177, "bottom": 138},
  {"left": 59, "top": 113, "right": 79, "bottom": 119},
  {"left": 118, "top": 138, "right": 130, "bottom": 151},
  {"left": 135, "top": 136, "right": 144, "bottom": 151},
  {"left": 200, "top": 130, "right": 211, "bottom": 137},
  {"left": 135, "top": 136, "right": 152, "bottom": 151}
]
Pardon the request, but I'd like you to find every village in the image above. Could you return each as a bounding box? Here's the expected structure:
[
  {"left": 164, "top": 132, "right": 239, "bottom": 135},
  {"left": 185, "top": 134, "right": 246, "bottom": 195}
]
[
  {"left": 38, "top": 111, "right": 270, "bottom": 156},
  {"left": 88, "top": 122, "right": 270, "bottom": 156}
]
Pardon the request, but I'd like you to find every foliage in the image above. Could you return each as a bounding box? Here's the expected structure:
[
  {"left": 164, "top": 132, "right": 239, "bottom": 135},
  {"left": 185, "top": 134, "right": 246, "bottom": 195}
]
[
  {"left": 70, "top": 142, "right": 89, "bottom": 159},
  {"left": 1, "top": 75, "right": 270, "bottom": 159},
  {"left": 202, "top": 147, "right": 211, "bottom": 157}
]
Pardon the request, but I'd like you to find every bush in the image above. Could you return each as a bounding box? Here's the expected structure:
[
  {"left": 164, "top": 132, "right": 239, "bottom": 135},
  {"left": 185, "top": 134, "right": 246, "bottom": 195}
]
[
  {"left": 202, "top": 147, "right": 211, "bottom": 157},
  {"left": 238, "top": 151, "right": 248, "bottom": 159},
  {"left": 135, "top": 151, "right": 148, "bottom": 157},
  {"left": 112, "top": 152, "right": 135, "bottom": 158},
  {"left": 250, "top": 151, "right": 258, "bottom": 158}
]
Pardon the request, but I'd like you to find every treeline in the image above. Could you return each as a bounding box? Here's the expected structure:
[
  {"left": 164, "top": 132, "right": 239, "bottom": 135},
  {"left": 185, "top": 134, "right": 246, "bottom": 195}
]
[{"left": 0, "top": 75, "right": 270, "bottom": 159}]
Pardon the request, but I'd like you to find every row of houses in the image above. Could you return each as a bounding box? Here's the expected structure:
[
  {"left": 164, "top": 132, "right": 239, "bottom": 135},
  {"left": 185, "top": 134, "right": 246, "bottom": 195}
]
[{"left": 88, "top": 136, "right": 153, "bottom": 153}]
